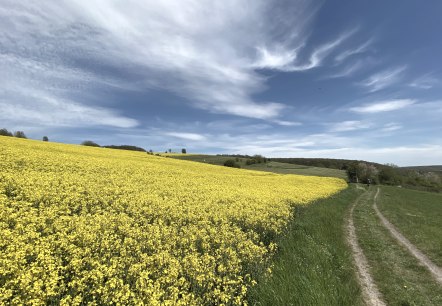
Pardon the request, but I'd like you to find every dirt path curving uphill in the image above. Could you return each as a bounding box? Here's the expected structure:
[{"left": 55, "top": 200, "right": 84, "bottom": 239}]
[
  {"left": 347, "top": 190, "right": 386, "bottom": 306},
  {"left": 373, "top": 187, "right": 442, "bottom": 285}
]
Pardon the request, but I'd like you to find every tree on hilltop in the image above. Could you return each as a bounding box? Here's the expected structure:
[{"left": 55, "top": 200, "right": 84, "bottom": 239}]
[
  {"left": 14, "top": 131, "right": 27, "bottom": 138},
  {"left": 0, "top": 128, "right": 13, "bottom": 137},
  {"left": 81, "top": 140, "right": 100, "bottom": 147}
]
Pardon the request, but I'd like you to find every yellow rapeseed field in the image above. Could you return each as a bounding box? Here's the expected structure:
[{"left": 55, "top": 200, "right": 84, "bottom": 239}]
[{"left": 0, "top": 137, "right": 346, "bottom": 305}]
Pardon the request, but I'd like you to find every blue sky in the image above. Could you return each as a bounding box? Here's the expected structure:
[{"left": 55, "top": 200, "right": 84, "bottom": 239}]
[{"left": 1, "top": 1, "right": 441, "bottom": 166}]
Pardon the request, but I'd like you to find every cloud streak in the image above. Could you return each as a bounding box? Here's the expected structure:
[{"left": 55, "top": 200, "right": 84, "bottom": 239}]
[
  {"left": 359, "top": 66, "right": 406, "bottom": 92},
  {"left": 409, "top": 74, "right": 440, "bottom": 89},
  {"left": 329, "top": 120, "right": 371, "bottom": 132},
  {"left": 165, "top": 132, "right": 206, "bottom": 141},
  {"left": 256, "top": 30, "right": 357, "bottom": 72},
  {"left": 349, "top": 99, "right": 415, "bottom": 113},
  {"left": 335, "top": 38, "right": 373, "bottom": 62},
  {"left": 325, "top": 59, "right": 367, "bottom": 79}
]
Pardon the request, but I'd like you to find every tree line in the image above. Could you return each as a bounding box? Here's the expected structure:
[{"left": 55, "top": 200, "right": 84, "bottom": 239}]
[
  {"left": 81, "top": 141, "right": 187, "bottom": 154},
  {"left": 1, "top": 128, "right": 50, "bottom": 141},
  {"left": 1, "top": 128, "right": 29, "bottom": 139}
]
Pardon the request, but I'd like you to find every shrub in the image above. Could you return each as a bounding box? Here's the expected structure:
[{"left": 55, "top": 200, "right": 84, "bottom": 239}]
[
  {"left": 224, "top": 159, "right": 241, "bottom": 168},
  {"left": 43, "top": 136, "right": 49, "bottom": 142},
  {"left": 246, "top": 159, "right": 256, "bottom": 165}
]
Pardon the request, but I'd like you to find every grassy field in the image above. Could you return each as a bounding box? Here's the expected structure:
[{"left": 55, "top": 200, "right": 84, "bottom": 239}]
[
  {"left": 248, "top": 185, "right": 364, "bottom": 306},
  {"left": 170, "top": 154, "right": 348, "bottom": 179},
  {"left": 353, "top": 187, "right": 442, "bottom": 305},
  {"left": 377, "top": 186, "right": 442, "bottom": 266}
]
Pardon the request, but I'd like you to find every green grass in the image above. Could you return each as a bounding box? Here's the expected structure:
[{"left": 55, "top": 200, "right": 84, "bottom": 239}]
[
  {"left": 377, "top": 186, "right": 442, "bottom": 266},
  {"left": 353, "top": 187, "right": 442, "bottom": 305},
  {"left": 248, "top": 185, "right": 364, "bottom": 306},
  {"left": 170, "top": 155, "right": 347, "bottom": 179}
]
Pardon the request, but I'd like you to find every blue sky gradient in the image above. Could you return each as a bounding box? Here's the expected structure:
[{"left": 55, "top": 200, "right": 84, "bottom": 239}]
[{"left": 1, "top": 0, "right": 441, "bottom": 165}]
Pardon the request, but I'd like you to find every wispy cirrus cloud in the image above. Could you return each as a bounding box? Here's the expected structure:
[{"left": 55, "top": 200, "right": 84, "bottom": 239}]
[
  {"left": 0, "top": 0, "right": 374, "bottom": 127},
  {"left": 380, "top": 123, "right": 402, "bottom": 132},
  {"left": 0, "top": 90, "right": 138, "bottom": 128},
  {"left": 256, "top": 29, "right": 357, "bottom": 72},
  {"left": 272, "top": 120, "right": 303, "bottom": 127},
  {"left": 329, "top": 120, "right": 371, "bottom": 132},
  {"left": 0, "top": 0, "right": 326, "bottom": 124},
  {"left": 349, "top": 99, "right": 415, "bottom": 113},
  {"left": 335, "top": 38, "right": 373, "bottom": 62},
  {"left": 409, "top": 74, "right": 440, "bottom": 89},
  {"left": 165, "top": 132, "right": 207, "bottom": 141},
  {"left": 324, "top": 58, "right": 372, "bottom": 79},
  {"left": 359, "top": 66, "right": 407, "bottom": 92}
]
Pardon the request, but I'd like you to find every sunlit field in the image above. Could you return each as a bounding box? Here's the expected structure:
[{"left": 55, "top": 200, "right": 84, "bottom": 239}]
[{"left": 0, "top": 137, "right": 346, "bottom": 305}]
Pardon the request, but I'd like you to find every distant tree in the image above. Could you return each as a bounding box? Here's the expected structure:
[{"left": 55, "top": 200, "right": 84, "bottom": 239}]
[
  {"left": 168, "top": 149, "right": 172, "bottom": 153},
  {"left": 182, "top": 148, "right": 187, "bottom": 154},
  {"left": 0, "top": 128, "right": 13, "bottom": 137},
  {"left": 253, "top": 155, "right": 265, "bottom": 163},
  {"left": 42, "top": 136, "right": 49, "bottom": 142},
  {"left": 81, "top": 140, "right": 100, "bottom": 147},
  {"left": 14, "top": 131, "right": 27, "bottom": 138},
  {"left": 224, "top": 159, "right": 240, "bottom": 168},
  {"left": 378, "top": 166, "right": 401, "bottom": 185},
  {"left": 246, "top": 159, "right": 256, "bottom": 165}
]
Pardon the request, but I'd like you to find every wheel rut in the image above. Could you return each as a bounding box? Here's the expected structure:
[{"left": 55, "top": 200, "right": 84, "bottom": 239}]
[
  {"left": 347, "top": 189, "right": 386, "bottom": 306},
  {"left": 373, "top": 187, "right": 442, "bottom": 285}
]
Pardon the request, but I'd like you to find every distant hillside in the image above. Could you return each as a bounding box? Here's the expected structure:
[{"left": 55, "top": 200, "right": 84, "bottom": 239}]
[
  {"left": 169, "top": 154, "right": 347, "bottom": 179},
  {"left": 273, "top": 157, "right": 385, "bottom": 170},
  {"left": 274, "top": 158, "right": 442, "bottom": 193},
  {"left": 401, "top": 165, "right": 442, "bottom": 172}
]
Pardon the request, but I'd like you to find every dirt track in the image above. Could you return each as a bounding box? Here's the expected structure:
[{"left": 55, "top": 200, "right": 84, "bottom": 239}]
[
  {"left": 347, "top": 190, "right": 386, "bottom": 306},
  {"left": 373, "top": 188, "right": 442, "bottom": 285}
]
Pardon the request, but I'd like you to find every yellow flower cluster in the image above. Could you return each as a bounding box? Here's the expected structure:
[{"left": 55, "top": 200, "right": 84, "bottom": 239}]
[{"left": 0, "top": 137, "right": 346, "bottom": 305}]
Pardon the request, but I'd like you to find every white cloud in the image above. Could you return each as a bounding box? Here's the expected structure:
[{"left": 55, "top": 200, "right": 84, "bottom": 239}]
[
  {"left": 409, "top": 74, "right": 440, "bottom": 89},
  {"left": 165, "top": 132, "right": 206, "bottom": 141},
  {"left": 272, "top": 120, "right": 303, "bottom": 127},
  {"left": 335, "top": 38, "right": 373, "bottom": 62},
  {"left": 360, "top": 66, "right": 406, "bottom": 92},
  {"left": 325, "top": 60, "right": 366, "bottom": 79},
  {"left": 350, "top": 99, "right": 415, "bottom": 113},
  {"left": 0, "top": 89, "right": 138, "bottom": 128},
  {"left": 274, "top": 30, "right": 357, "bottom": 72},
  {"left": 329, "top": 120, "right": 371, "bottom": 132},
  {"left": 381, "top": 123, "right": 402, "bottom": 132},
  {"left": 253, "top": 47, "right": 298, "bottom": 70}
]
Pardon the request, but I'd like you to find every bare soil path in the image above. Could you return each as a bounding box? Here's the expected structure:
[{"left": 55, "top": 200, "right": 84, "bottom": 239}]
[
  {"left": 373, "top": 187, "right": 442, "bottom": 285},
  {"left": 347, "top": 190, "right": 386, "bottom": 306}
]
